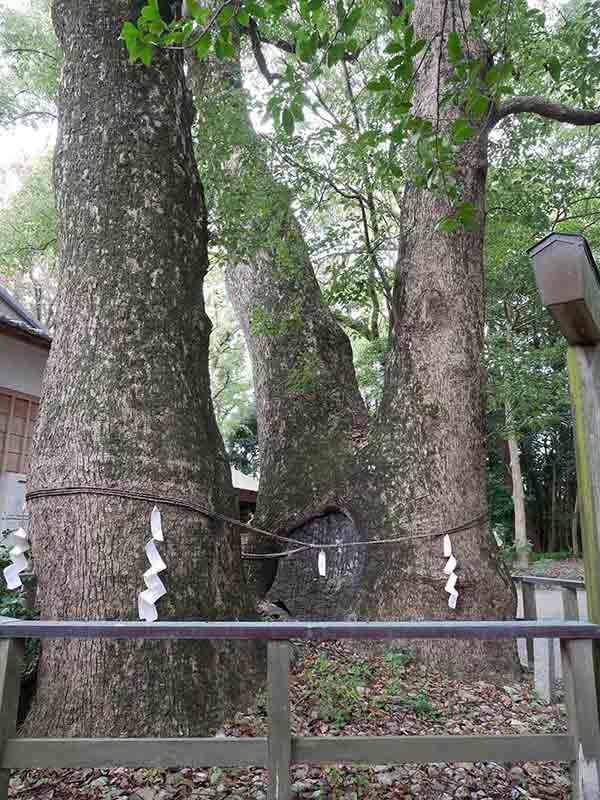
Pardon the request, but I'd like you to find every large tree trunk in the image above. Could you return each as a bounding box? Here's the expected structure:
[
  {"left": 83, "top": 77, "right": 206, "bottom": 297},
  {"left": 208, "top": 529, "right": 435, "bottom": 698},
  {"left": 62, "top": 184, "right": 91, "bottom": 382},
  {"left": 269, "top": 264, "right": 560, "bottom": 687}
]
[
  {"left": 353, "top": 0, "right": 516, "bottom": 672},
  {"left": 190, "top": 46, "right": 372, "bottom": 618},
  {"left": 23, "top": 0, "right": 261, "bottom": 737}
]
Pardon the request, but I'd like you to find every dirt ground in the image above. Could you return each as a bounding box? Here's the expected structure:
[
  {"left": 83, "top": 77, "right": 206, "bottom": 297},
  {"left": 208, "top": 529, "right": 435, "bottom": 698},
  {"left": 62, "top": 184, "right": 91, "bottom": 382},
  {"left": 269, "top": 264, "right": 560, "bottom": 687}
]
[{"left": 9, "top": 641, "right": 572, "bottom": 800}]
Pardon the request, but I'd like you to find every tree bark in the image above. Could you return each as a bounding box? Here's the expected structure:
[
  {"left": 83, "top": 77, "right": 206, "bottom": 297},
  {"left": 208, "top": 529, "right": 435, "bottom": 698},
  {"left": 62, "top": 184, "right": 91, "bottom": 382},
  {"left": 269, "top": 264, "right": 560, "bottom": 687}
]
[
  {"left": 193, "top": 6, "right": 518, "bottom": 676},
  {"left": 572, "top": 494, "right": 580, "bottom": 557},
  {"left": 190, "top": 45, "right": 372, "bottom": 618},
  {"left": 23, "top": 0, "right": 261, "bottom": 737},
  {"left": 344, "top": 0, "right": 517, "bottom": 674},
  {"left": 506, "top": 401, "right": 529, "bottom": 568}
]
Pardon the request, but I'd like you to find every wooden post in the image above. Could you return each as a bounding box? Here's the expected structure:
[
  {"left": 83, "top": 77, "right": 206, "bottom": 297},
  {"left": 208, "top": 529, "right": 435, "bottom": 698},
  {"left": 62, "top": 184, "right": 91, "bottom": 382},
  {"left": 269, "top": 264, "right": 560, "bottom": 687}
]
[
  {"left": 521, "top": 581, "right": 537, "bottom": 668},
  {"left": 267, "top": 641, "right": 291, "bottom": 800},
  {"left": 534, "top": 638, "right": 556, "bottom": 703},
  {"left": 561, "top": 639, "right": 600, "bottom": 799},
  {"left": 0, "top": 640, "right": 22, "bottom": 800},
  {"left": 563, "top": 587, "right": 580, "bottom": 621},
  {"left": 529, "top": 233, "right": 600, "bottom": 712}
]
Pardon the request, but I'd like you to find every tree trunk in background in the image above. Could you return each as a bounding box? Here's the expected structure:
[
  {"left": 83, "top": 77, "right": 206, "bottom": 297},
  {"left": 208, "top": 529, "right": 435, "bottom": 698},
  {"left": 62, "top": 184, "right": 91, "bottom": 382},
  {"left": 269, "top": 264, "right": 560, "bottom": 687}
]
[
  {"left": 24, "top": 0, "right": 261, "bottom": 737},
  {"left": 189, "top": 46, "right": 372, "bottom": 618},
  {"left": 506, "top": 401, "right": 529, "bottom": 568}
]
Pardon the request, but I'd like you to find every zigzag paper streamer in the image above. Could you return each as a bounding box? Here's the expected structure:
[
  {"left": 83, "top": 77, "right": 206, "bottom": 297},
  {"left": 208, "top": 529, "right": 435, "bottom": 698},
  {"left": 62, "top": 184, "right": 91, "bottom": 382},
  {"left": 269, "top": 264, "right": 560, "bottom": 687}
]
[
  {"left": 3, "top": 527, "right": 30, "bottom": 590},
  {"left": 137, "top": 506, "right": 167, "bottom": 622},
  {"left": 442, "top": 533, "right": 458, "bottom": 610},
  {"left": 317, "top": 549, "right": 327, "bottom": 577}
]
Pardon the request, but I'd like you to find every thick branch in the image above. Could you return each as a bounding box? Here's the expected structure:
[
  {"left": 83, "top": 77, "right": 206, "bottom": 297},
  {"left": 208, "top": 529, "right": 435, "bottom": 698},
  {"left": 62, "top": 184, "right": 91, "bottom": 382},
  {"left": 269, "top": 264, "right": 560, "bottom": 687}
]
[
  {"left": 248, "top": 19, "right": 282, "bottom": 84},
  {"left": 493, "top": 96, "right": 600, "bottom": 127}
]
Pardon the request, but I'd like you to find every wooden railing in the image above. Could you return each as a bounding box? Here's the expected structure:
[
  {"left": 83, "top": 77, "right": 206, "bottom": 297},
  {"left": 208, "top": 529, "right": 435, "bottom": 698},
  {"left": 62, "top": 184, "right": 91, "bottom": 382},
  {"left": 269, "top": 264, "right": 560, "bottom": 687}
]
[
  {"left": 0, "top": 620, "right": 599, "bottom": 799},
  {"left": 513, "top": 574, "right": 586, "bottom": 702}
]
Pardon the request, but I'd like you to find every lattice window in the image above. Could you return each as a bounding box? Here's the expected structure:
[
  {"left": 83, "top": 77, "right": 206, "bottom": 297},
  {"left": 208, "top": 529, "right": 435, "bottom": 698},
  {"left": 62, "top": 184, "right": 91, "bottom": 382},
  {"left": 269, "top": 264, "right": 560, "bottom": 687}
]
[{"left": 0, "top": 390, "right": 39, "bottom": 474}]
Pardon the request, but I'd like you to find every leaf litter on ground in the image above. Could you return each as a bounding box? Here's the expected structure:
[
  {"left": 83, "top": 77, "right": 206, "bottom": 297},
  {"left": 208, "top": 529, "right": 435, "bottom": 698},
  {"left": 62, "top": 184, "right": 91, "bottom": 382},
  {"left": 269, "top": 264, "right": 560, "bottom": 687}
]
[{"left": 9, "top": 641, "right": 571, "bottom": 800}]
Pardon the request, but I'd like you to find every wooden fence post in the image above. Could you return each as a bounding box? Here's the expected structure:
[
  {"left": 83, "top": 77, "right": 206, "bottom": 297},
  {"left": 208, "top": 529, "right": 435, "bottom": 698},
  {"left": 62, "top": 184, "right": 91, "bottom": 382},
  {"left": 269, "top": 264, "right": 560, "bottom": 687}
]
[
  {"left": 0, "top": 640, "right": 22, "bottom": 800},
  {"left": 563, "top": 587, "right": 580, "bottom": 621},
  {"left": 529, "top": 233, "right": 600, "bottom": 711},
  {"left": 267, "top": 641, "right": 291, "bottom": 800},
  {"left": 521, "top": 581, "right": 537, "bottom": 668},
  {"left": 561, "top": 639, "right": 600, "bottom": 799}
]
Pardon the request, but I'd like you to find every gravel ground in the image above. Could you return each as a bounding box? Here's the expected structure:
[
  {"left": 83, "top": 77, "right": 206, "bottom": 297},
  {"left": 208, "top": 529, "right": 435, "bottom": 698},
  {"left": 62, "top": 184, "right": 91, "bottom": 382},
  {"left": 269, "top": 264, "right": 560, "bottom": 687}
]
[
  {"left": 512, "top": 558, "right": 584, "bottom": 581},
  {"left": 9, "top": 641, "right": 572, "bottom": 800}
]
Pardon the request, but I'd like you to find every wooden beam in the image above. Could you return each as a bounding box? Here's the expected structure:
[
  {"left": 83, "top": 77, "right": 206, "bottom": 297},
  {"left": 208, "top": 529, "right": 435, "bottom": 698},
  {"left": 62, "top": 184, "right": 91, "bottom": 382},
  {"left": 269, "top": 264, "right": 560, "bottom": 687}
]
[
  {"left": 267, "top": 641, "right": 291, "bottom": 800},
  {"left": 293, "top": 734, "right": 574, "bottom": 764},
  {"left": 17, "top": 400, "right": 32, "bottom": 475},
  {"left": 0, "top": 641, "right": 23, "bottom": 800},
  {"left": 0, "top": 395, "right": 15, "bottom": 475},
  {"left": 521, "top": 581, "right": 537, "bottom": 668},
  {"left": 0, "top": 619, "right": 599, "bottom": 640},
  {"left": 561, "top": 639, "right": 600, "bottom": 798},
  {"left": 529, "top": 233, "right": 600, "bottom": 345},
  {"left": 1, "top": 737, "right": 267, "bottom": 769},
  {"left": 0, "top": 734, "right": 574, "bottom": 771},
  {"left": 567, "top": 345, "right": 600, "bottom": 713},
  {"left": 563, "top": 587, "right": 580, "bottom": 621},
  {"left": 514, "top": 575, "right": 585, "bottom": 590}
]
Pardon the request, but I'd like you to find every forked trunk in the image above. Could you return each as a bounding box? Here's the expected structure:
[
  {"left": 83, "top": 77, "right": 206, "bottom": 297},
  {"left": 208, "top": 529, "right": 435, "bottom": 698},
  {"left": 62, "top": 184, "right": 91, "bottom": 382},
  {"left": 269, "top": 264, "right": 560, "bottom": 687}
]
[
  {"left": 190, "top": 46, "right": 372, "bottom": 617},
  {"left": 23, "top": 0, "right": 261, "bottom": 737}
]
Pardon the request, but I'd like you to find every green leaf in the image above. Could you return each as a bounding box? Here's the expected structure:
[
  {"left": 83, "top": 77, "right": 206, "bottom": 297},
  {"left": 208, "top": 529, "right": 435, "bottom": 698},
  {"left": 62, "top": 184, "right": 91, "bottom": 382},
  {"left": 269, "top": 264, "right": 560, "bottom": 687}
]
[
  {"left": 237, "top": 8, "right": 250, "bottom": 25},
  {"left": 484, "top": 64, "right": 500, "bottom": 85},
  {"left": 366, "top": 75, "right": 392, "bottom": 91},
  {"left": 195, "top": 33, "right": 211, "bottom": 59},
  {"left": 120, "top": 21, "right": 141, "bottom": 43},
  {"left": 469, "top": 0, "right": 489, "bottom": 16},
  {"left": 456, "top": 201, "right": 477, "bottom": 228},
  {"left": 546, "top": 56, "right": 561, "bottom": 82},
  {"left": 452, "top": 118, "right": 477, "bottom": 144},
  {"left": 327, "top": 42, "right": 345, "bottom": 66},
  {"left": 447, "top": 31, "right": 463, "bottom": 63},
  {"left": 341, "top": 6, "right": 362, "bottom": 36},
  {"left": 217, "top": 5, "right": 236, "bottom": 24},
  {"left": 282, "top": 107, "right": 295, "bottom": 135},
  {"left": 336, "top": 0, "right": 345, "bottom": 24},
  {"left": 296, "top": 32, "right": 318, "bottom": 62},
  {"left": 470, "top": 94, "right": 489, "bottom": 119},
  {"left": 142, "top": 0, "right": 161, "bottom": 22},
  {"left": 139, "top": 44, "right": 153, "bottom": 65},
  {"left": 214, "top": 33, "right": 235, "bottom": 59},
  {"left": 435, "top": 214, "right": 460, "bottom": 233}
]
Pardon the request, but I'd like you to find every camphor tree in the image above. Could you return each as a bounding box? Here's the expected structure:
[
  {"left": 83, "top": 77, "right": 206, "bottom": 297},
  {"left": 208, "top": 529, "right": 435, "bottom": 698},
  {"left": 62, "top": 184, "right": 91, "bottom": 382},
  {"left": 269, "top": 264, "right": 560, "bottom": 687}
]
[
  {"left": 125, "top": 0, "right": 600, "bottom": 674},
  {"left": 23, "top": 0, "right": 262, "bottom": 737}
]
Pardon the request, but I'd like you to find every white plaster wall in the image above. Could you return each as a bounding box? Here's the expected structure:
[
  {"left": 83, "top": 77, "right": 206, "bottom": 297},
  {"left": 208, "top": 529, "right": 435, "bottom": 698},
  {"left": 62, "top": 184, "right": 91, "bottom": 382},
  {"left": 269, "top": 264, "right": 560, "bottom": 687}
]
[{"left": 0, "top": 335, "right": 48, "bottom": 397}]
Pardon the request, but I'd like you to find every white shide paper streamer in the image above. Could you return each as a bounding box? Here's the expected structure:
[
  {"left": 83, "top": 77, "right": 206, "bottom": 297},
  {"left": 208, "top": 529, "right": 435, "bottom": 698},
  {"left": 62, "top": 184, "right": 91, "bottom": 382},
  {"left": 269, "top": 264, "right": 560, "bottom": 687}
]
[
  {"left": 3, "top": 527, "right": 29, "bottom": 590},
  {"left": 317, "top": 549, "right": 327, "bottom": 577},
  {"left": 137, "top": 506, "right": 167, "bottom": 622},
  {"left": 442, "top": 533, "right": 458, "bottom": 610}
]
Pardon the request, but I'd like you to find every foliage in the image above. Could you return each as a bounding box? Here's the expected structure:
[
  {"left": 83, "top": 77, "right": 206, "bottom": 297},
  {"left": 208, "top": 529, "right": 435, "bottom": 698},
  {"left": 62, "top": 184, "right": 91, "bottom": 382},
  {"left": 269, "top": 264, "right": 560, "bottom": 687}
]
[
  {"left": 226, "top": 407, "right": 259, "bottom": 475},
  {"left": 0, "top": 151, "right": 56, "bottom": 272},
  {"left": 126, "top": 0, "right": 600, "bottom": 229},
  {"left": 0, "top": 0, "right": 59, "bottom": 128},
  {"left": 0, "top": 539, "right": 39, "bottom": 682}
]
